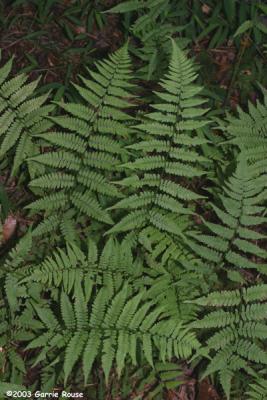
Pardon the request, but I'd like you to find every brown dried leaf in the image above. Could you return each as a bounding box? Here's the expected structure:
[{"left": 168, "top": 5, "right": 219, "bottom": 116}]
[
  {"left": 2, "top": 215, "right": 17, "bottom": 242},
  {"left": 197, "top": 379, "right": 221, "bottom": 400},
  {"left": 202, "top": 4, "right": 212, "bottom": 15}
]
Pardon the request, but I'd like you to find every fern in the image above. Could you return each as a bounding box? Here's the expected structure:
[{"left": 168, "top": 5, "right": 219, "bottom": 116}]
[
  {"left": 107, "top": 0, "right": 190, "bottom": 80},
  {"left": 27, "top": 44, "right": 135, "bottom": 234},
  {"left": 226, "top": 92, "right": 267, "bottom": 173},
  {"left": 0, "top": 382, "right": 27, "bottom": 396},
  {"left": 27, "top": 284, "right": 199, "bottom": 384},
  {"left": 1, "top": 41, "right": 267, "bottom": 399},
  {"left": 246, "top": 376, "right": 267, "bottom": 400},
  {"left": 20, "top": 237, "right": 143, "bottom": 295},
  {"left": 20, "top": 235, "right": 210, "bottom": 328},
  {"left": 0, "top": 56, "right": 54, "bottom": 176},
  {"left": 108, "top": 41, "right": 209, "bottom": 252},
  {"left": 0, "top": 279, "right": 38, "bottom": 382},
  {"left": 133, "top": 361, "right": 184, "bottom": 398},
  {"left": 187, "top": 156, "right": 267, "bottom": 279},
  {"left": 191, "top": 285, "right": 267, "bottom": 399},
  {"left": 1, "top": 231, "right": 33, "bottom": 276}
]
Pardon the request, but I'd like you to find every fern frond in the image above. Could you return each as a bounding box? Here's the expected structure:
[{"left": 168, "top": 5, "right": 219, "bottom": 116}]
[
  {"left": 27, "top": 44, "right": 134, "bottom": 234},
  {"left": 226, "top": 97, "right": 267, "bottom": 172},
  {"left": 20, "top": 238, "right": 142, "bottom": 294},
  {"left": 192, "top": 285, "right": 267, "bottom": 398},
  {"left": 187, "top": 157, "right": 267, "bottom": 275},
  {"left": 29, "top": 285, "right": 199, "bottom": 384},
  {"left": 109, "top": 41, "right": 209, "bottom": 256},
  {"left": 0, "top": 58, "right": 54, "bottom": 175},
  {"left": 246, "top": 376, "right": 267, "bottom": 400}
]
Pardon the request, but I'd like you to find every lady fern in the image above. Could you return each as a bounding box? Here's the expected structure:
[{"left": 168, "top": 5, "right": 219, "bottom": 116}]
[
  {"left": 108, "top": 41, "right": 209, "bottom": 251},
  {"left": 20, "top": 235, "right": 209, "bottom": 325},
  {"left": 26, "top": 284, "right": 199, "bottom": 385},
  {"left": 27, "top": 44, "right": 135, "bottom": 239},
  {"left": 107, "top": 0, "right": 189, "bottom": 80},
  {"left": 187, "top": 156, "right": 267, "bottom": 280},
  {"left": 191, "top": 285, "right": 267, "bottom": 399},
  {"left": 0, "top": 42, "right": 267, "bottom": 399},
  {"left": 225, "top": 90, "right": 267, "bottom": 173},
  {"left": 20, "top": 237, "right": 143, "bottom": 294},
  {"left": 246, "top": 376, "right": 267, "bottom": 400},
  {"left": 0, "top": 56, "right": 54, "bottom": 176}
]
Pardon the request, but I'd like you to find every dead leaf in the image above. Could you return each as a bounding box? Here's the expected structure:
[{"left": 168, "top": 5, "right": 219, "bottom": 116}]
[
  {"left": 2, "top": 215, "right": 17, "bottom": 242},
  {"left": 197, "top": 379, "right": 221, "bottom": 400},
  {"left": 202, "top": 4, "right": 212, "bottom": 15}
]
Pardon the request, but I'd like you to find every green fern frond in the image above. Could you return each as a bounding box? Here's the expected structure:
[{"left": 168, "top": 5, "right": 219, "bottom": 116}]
[
  {"left": 134, "top": 361, "right": 184, "bottom": 399},
  {"left": 27, "top": 44, "right": 135, "bottom": 233},
  {"left": 20, "top": 238, "right": 142, "bottom": 294},
  {"left": 226, "top": 96, "right": 267, "bottom": 172},
  {"left": 0, "top": 57, "right": 54, "bottom": 176},
  {"left": 107, "top": 0, "right": 188, "bottom": 81},
  {"left": 29, "top": 284, "right": 199, "bottom": 384},
  {"left": 187, "top": 157, "right": 267, "bottom": 276},
  {"left": 246, "top": 376, "right": 267, "bottom": 400},
  {"left": 192, "top": 285, "right": 267, "bottom": 399},
  {"left": 109, "top": 41, "right": 209, "bottom": 256}
]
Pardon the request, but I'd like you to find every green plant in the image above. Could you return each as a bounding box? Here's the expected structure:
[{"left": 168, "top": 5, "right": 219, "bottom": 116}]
[
  {"left": 246, "top": 374, "right": 267, "bottom": 400},
  {"left": 107, "top": 0, "right": 191, "bottom": 80},
  {"left": 28, "top": 284, "right": 198, "bottom": 385},
  {"left": 226, "top": 91, "right": 267, "bottom": 172},
  {"left": 27, "top": 44, "right": 135, "bottom": 242},
  {"left": 191, "top": 285, "right": 267, "bottom": 399},
  {"left": 0, "top": 56, "right": 54, "bottom": 176},
  {"left": 108, "top": 41, "right": 209, "bottom": 258},
  {"left": 187, "top": 156, "right": 267, "bottom": 282},
  {"left": 0, "top": 40, "right": 266, "bottom": 399}
]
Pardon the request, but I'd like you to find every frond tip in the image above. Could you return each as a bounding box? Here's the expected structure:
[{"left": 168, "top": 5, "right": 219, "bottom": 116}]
[{"left": 27, "top": 44, "right": 135, "bottom": 234}]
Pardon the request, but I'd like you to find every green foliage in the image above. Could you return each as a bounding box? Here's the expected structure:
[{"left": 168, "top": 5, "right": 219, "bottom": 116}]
[
  {"left": 187, "top": 156, "right": 267, "bottom": 280},
  {"left": 0, "top": 40, "right": 266, "bottom": 400},
  {"left": 109, "top": 41, "right": 209, "bottom": 259},
  {"left": 0, "top": 56, "right": 54, "bottom": 176},
  {"left": 246, "top": 375, "right": 267, "bottom": 400},
  {"left": 107, "top": 0, "right": 267, "bottom": 86},
  {"left": 108, "top": 0, "right": 190, "bottom": 80},
  {"left": 226, "top": 92, "right": 267, "bottom": 173},
  {"left": 21, "top": 237, "right": 142, "bottom": 294},
  {"left": 27, "top": 44, "right": 135, "bottom": 239},
  {"left": 191, "top": 285, "right": 267, "bottom": 399},
  {"left": 27, "top": 284, "right": 198, "bottom": 385},
  {"left": 133, "top": 362, "right": 184, "bottom": 399}
]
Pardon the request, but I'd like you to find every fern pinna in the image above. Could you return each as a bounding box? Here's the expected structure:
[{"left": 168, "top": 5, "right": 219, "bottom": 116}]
[
  {"left": 246, "top": 375, "right": 267, "bottom": 400},
  {"left": 108, "top": 41, "right": 209, "bottom": 248},
  {"left": 20, "top": 237, "right": 144, "bottom": 294},
  {"left": 191, "top": 285, "right": 267, "bottom": 399},
  {"left": 27, "top": 44, "right": 135, "bottom": 240},
  {"left": 0, "top": 56, "right": 53, "bottom": 176},
  {"left": 226, "top": 90, "right": 267, "bottom": 173},
  {"left": 27, "top": 284, "right": 199, "bottom": 386},
  {"left": 19, "top": 235, "right": 207, "bottom": 326},
  {"left": 187, "top": 156, "right": 267, "bottom": 280}
]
